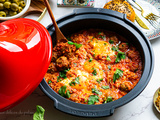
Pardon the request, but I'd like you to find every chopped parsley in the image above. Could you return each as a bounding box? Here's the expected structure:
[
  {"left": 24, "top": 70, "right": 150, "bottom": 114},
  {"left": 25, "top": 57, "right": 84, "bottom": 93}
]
[
  {"left": 106, "top": 55, "right": 111, "bottom": 61},
  {"left": 115, "top": 51, "right": 126, "bottom": 63},
  {"left": 109, "top": 40, "right": 114, "bottom": 44},
  {"left": 88, "top": 95, "right": 99, "bottom": 105},
  {"left": 104, "top": 43, "right": 107, "bottom": 45},
  {"left": 69, "top": 77, "right": 80, "bottom": 86},
  {"left": 88, "top": 58, "right": 93, "bottom": 62},
  {"left": 48, "top": 80, "right": 52, "bottom": 84},
  {"left": 101, "top": 85, "right": 110, "bottom": 89},
  {"left": 113, "top": 69, "right": 123, "bottom": 82},
  {"left": 68, "top": 41, "right": 82, "bottom": 49},
  {"left": 92, "top": 68, "right": 97, "bottom": 76},
  {"left": 58, "top": 85, "right": 70, "bottom": 98},
  {"left": 92, "top": 88, "right": 102, "bottom": 95},
  {"left": 104, "top": 96, "right": 113, "bottom": 103}
]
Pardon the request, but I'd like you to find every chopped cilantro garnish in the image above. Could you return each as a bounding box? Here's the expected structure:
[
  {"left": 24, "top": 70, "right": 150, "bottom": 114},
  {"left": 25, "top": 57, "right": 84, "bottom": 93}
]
[
  {"left": 92, "top": 68, "right": 97, "bottom": 76},
  {"left": 101, "top": 85, "right": 110, "bottom": 89},
  {"left": 108, "top": 65, "right": 111, "bottom": 69},
  {"left": 57, "top": 69, "right": 70, "bottom": 82},
  {"left": 68, "top": 41, "right": 82, "bottom": 49},
  {"left": 93, "top": 53, "right": 96, "bottom": 57},
  {"left": 48, "top": 80, "right": 52, "bottom": 84},
  {"left": 98, "top": 32, "right": 101, "bottom": 35},
  {"left": 92, "top": 88, "right": 102, "bottom": 95},
  {"left": 100, "top": 35, "right": 105, "bottom": 39},
  {"left": 89, "top": 58, "right": 93, "bottom": 62},
  {"left": 106, "top": 55, "right": 111, "bottom": 61},
  {"left": 113, "top": 69, "right": 123, "bottom": 82},
  {"left": 69, "top": 77, "right": 80, "bottom": 86},
  {"left": 115, "top": 51, "right": 126, "bottom": 63},
  {"left": 96, "top": 78, "right": 103, "bottom": 83},
  {"left": 58, "top": 85, "right": 70, "bottom": 98},
  {"left": 104, "top": 96, "right": 113, "bottom": 103},
  {"left": 88, "top": 95, "right": 99, "bottom": 105},
  {"left": 111, "top": 46, "right": 119, "bottom": 51},
  {"left": 109, "top": 40, "right": 114, "bottom": 44}
]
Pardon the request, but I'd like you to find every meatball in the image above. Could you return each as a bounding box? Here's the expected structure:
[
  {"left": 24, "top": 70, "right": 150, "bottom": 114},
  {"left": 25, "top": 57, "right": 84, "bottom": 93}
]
[
  {"left": 54, "top": 42, "right": 76, "bottom": 57},
  {"left": 56, "top": 56, "right": 69, "bottom": 71},
  {"left": 47, "top": 63, "right": 57, "bottom": 74},
  {"left": 51, "top": 52, "right": 58, "bottom": 62},
  {"left": 109, "top": 36, "right": 119, "bottom": 44},
  {"left": 120, "top": 82, "right": 133, "bottom": 92},
  {"left": 118, "top": 43, "right": 129, "bottom": 51},
  {"left": 127, "top": 50, "right": 138, "bottom": 60},
  {"left": 71, "top": 34, "right": 86, "bottom": 44}
]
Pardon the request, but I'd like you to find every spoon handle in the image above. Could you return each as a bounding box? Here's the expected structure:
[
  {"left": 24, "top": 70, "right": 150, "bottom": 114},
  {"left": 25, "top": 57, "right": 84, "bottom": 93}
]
[{"left": 43, "top": 0, "right": 67, "bottom": 42}]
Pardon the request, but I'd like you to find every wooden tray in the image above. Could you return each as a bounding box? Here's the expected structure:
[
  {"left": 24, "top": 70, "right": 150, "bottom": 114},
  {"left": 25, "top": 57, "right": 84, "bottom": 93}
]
[{"left": 20, "top": 0, "right": 46, "bottom": 22}]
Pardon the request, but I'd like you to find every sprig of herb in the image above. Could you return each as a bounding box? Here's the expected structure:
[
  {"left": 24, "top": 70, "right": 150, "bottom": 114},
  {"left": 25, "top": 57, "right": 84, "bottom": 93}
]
[
  {"left": 113, "top": 69, "right": 123, "bottom": 82},
  {"left": 33, "top": 105, "right": 45, "bottom": 120},
  {"left": 69, "top": 77, "right": 80, "bottom": 86},
  {"left": 88, "top": 95, "right": 99, "bottom": 105},
  {"left": 68, "top": 41, "right": 82, "bottom": 49},
  {"left": 58, "top": 85, "right": 70, "bottom": 98}
]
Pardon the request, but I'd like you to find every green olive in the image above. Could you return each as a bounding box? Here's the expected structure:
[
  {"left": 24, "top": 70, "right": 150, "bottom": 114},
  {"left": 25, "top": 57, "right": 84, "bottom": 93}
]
[
  {"left": 19, "top": 1, "right": 25, "bottom": 8},
  {"left": 0, "top": 3, "right": 4, "bottom": 10},
  {"left": 0, "top": 11, "right": 6, "bottom": 17},
  {"left": 12, "top": 0, "right": 19, "bottom": 3},
  {"left": 11, "top": 3, "right": 19, "bottom": 11},
  {"left": 17, "top": 6, "right": 22, "bottom": 12},
  {"left": 0, "top": 0, "right": 5, "bottom": 3},
  {"left": 6, "top": 0, "right": 11, "bottom": 2},
  {"left": 9, "top": 10, "right": 17, "bottom": 16},
  {"left": 4, "top": 2, "right": 11, "bottom": 9},
  {"left": 4, "top": 9, "right": 9, "bottom": 15}
]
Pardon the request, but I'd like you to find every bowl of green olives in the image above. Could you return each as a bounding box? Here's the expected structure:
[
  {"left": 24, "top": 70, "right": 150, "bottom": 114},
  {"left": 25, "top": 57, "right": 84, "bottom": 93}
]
[{"left": 0, "top": 0, "right": 31, "bottom": 20}]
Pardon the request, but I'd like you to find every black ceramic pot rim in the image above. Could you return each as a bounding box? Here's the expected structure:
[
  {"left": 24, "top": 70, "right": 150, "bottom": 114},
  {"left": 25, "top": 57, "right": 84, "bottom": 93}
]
[{"left": 39, "top": 8, "right": 154, "bottom": 117}]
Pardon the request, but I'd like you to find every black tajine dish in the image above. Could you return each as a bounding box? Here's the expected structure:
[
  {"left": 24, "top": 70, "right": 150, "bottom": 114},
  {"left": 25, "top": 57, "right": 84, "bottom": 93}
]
[{"left": 39, "top": 8, "right": 154, "bottom": 117}]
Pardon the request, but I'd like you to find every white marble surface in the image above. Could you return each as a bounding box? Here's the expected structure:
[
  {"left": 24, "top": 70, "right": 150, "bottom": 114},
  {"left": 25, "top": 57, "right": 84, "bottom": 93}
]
[{"left": 1, "top": 0, "right": 160, "bottom": 120}]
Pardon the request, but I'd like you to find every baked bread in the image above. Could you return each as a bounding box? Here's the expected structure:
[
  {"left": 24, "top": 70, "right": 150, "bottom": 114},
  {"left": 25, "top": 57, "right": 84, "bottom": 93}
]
[{"left": 103, "top": 0, "right": 135, "bottom": 22}]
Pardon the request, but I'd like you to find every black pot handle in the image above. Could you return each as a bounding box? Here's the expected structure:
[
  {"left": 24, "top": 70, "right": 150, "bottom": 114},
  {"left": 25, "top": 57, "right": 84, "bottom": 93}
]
[
  {"left": 54, "top": 101, "right": 115, "bottom": 117},
  {"left": 73, "top": 8, "right": 125, "bottom": 20}
]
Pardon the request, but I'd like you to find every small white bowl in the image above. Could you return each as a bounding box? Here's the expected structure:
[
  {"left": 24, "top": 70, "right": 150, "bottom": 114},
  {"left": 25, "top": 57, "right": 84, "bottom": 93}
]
[{"left": 0, "top": 0, "right": 31, "bottom": 21}]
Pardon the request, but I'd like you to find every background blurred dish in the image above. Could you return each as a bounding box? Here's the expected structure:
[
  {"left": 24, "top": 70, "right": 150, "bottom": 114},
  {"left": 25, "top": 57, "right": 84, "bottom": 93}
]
[{"left": 106, "top": 0, "right": 160, "bottom": 40}]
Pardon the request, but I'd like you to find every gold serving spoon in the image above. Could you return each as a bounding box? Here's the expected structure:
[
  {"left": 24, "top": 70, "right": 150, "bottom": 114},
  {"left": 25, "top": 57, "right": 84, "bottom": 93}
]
[{"left": 43, "top": 0, "right": 68, "bottom": 43}]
